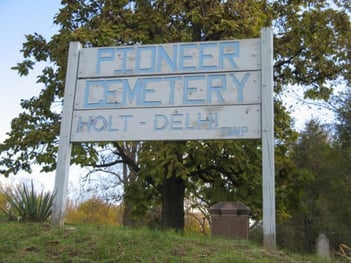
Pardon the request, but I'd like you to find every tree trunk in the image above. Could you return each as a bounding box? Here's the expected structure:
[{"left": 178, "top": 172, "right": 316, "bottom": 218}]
[
  {"left": 160, "top": 174, "right": 185, "bottom": 231},
  {"left": 121, "top": 146, "right": 139, "bottom": 227},
  {"left": 122, "top": 199, "right": 137, "bottom": 227}
]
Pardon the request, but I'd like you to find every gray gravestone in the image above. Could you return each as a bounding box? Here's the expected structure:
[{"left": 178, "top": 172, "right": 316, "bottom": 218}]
[{"left": 316, "top": 233, "right": 330, "bottom": 259}]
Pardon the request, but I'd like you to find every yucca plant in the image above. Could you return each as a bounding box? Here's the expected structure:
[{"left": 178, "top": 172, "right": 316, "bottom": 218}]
[{"left": 2, "top": 181, "right": 56, "bottom": 222}]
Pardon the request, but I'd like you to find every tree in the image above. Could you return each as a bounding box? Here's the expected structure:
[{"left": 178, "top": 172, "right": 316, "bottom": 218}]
[
  {"left": 273, "top": 1, "right": 351, "bottom": 99},
  {"left": 278, "top": 119, "right": 351, "bottom": 252},
  {"left": 1, "top": 0, "right": 351, "bottom": 231},
  {"left": 330, "top": 88, "right": 351, "bottom": 247},
  {"left": 332, "top": 88, "right": 351, "bottom": 148}
]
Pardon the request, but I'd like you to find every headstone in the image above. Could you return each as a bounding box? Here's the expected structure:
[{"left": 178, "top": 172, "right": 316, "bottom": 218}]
[
  {"left": 208, "top": 201, "right": 250, "bottom": 239},
  {"left": 317, "top": 233, "right": 330, "bottom": 259}
]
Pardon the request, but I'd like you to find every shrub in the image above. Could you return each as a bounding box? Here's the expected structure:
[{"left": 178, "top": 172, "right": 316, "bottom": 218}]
[
  {"left": 2, "top": 181, "right": 56, "bottom": 222},
  {"left": 65, "top": 197, "right": 123, "bottom": 225},
  {"left": 0, "top": 183, "right": 8, "bottom": 220},
  {"left": 0, "top": 183, "right": 7, "bottom": 208}
]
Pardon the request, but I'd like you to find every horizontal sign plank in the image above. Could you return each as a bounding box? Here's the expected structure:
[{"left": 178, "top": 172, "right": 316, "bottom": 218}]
[
  {"left": 74, "top": 71, "right": 260, "bottom": 110},
  {"left": 78, "top": 39, "right": 260, "bottom": 78},
  {"left": 70, "top": 105, "right": 261, "bottom": 142}
]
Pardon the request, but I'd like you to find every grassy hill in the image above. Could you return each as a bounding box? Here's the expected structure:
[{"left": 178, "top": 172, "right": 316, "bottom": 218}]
[{"left": 0, "top": 221, "right": 342, "bottom": 263}]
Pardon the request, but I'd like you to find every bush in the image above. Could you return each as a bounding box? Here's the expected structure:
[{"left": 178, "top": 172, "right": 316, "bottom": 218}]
[
  {"left": 2, "top": 181, "right": 56, "bottom": 222},
  {"left": 0, "top": 183, "right": 8, "bottom": 220},
  {"left": 65, "top": 198, "right": 123, "bottom": 225},
  {"left": 0, "top": 183, "right": 7, "bottom": 208}
]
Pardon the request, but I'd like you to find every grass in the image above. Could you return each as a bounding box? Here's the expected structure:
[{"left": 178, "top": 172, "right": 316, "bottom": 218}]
[{"left": 0, "top": 219, "right": 345, "bottom": 263}]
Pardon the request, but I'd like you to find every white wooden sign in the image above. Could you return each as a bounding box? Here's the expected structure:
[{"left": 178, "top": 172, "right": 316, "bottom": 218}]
[
  {"left": 72, "top": 39, "right": 262, "bottom": 142},
  {"left": 53, "top": 28, "right": 276, "bottom": 250},
  {"left": 74, "top": 72, "right": 261, "bottom": 109},
  {"left": 78, "top": 39, "right": 260, "bottom": 77},
  {"left": 71, "top": 105, "right": 261, "bottom": 142}
]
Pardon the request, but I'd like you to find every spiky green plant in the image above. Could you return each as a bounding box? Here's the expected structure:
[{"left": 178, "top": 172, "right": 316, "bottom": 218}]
[{"left": 2, "top": 181, "right": 56, "bottom": 222}]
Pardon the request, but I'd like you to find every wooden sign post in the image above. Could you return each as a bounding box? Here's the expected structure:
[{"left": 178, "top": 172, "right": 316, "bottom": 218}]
[
  {"left": 261, "top": 27, "right": 276, "bottom": 250},
  {"left": 52, "top": 28, "right": 276, "bottom": 250}
]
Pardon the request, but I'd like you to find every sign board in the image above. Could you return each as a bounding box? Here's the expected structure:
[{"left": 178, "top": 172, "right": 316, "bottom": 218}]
[
  {"left": 53, "top": 28, "right": 276, "bottom": 250},
  {"left": 71, "top": 105, "right": 261, "bottom": 141},
  {"left": 71, "top": 39, "right": 261, "bottom": 142},
  {"left": 78, "top": 40, "right": 260, "bottom": 77}
]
